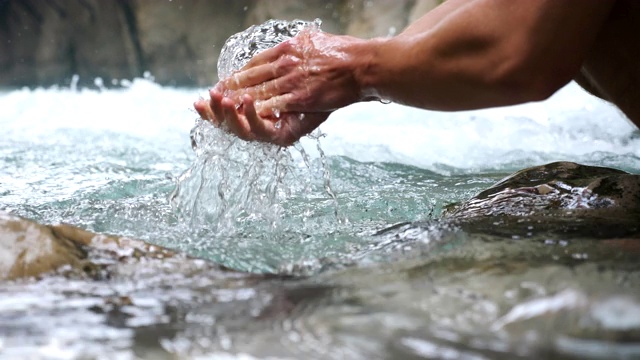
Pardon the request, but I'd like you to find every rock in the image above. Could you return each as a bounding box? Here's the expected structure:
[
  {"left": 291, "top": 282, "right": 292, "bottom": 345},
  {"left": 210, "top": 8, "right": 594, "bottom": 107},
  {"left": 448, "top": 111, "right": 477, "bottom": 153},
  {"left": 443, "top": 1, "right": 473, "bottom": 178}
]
[
  {"left": 134, "top": 0, "right": 251, "bottom": 86},
  {"left": 0, "top": 210, "right": 239, "bottom": 281},
  {"left": 0, "top": 0, "right": 141, "bottom": 86},
  {"left": 0, "top": 211, "right": 89, "bottom": 280},
  {"left": 442, "top": 162, "right": 640, "bottom": 239},
  {"left": 0, "top": 0, "right": 252, "bottom": 87},
  {"left": 344, "top": 0, "right": 413, "bottom": 38},
  {"left": 408, "top": 0, "right": 442, "bottom": 24},
  {"left": 0, "top": 0, "right": 437, "bottom": 86},
  {"left": 244, "top": 0, "right": 345, "bottom": 36}
]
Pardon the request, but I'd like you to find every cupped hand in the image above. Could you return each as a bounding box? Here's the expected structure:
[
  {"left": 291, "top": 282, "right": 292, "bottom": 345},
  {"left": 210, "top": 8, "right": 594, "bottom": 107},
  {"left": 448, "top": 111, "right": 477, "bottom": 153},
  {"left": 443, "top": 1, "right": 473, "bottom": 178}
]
[
  {"left": 194, "top": 89, "right": 330, "bottom": 147},
  {"left": 216, "top": 30, "right": 366, "bottom": 117}
]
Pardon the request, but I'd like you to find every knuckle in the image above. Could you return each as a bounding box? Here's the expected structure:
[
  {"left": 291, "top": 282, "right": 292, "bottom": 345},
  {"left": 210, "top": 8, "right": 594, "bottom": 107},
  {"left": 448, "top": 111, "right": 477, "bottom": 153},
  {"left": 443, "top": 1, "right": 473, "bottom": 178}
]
[
  {"left": 275, "top": 56, "right": 300, "bottom": 73},
  {"left": 236, "top": 131, "right": 252, "bottom": 141},
  {"left": 280, "top": 40, "right": 294, "bottom": 52}
]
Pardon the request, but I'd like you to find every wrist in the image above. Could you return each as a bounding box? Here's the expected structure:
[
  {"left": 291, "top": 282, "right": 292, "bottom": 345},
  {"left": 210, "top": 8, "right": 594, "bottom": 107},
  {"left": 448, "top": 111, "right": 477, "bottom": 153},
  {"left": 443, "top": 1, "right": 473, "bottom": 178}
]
[{"left": 351, "top": 37, "right": 390, "bottom": 102}]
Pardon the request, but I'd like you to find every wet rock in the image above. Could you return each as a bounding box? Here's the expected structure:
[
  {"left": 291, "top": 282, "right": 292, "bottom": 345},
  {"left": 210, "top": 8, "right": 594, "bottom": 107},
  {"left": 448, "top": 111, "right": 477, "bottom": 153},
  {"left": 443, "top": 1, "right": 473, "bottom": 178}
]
[
  {"left": 0, "top": 211, "right": 88, "bottom": 280},
  {"left": 442, "top": 162, "right": 640, "bottom": 238},
  {"left": 0, "top": 210, "right": 237, "bottom": 281}
]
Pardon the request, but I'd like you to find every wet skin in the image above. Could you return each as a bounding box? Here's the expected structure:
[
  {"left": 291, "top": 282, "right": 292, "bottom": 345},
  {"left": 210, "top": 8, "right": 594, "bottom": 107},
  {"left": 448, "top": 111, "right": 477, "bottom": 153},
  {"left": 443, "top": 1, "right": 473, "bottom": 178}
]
[{"left": 195, "top": 0, "right": 639, "bottom": 146}]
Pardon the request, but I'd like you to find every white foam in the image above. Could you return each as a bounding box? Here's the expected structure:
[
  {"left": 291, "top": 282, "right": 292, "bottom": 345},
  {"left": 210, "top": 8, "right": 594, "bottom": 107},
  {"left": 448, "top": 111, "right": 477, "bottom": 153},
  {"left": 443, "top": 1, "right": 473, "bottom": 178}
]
[
  {"left": 313, "top": 82, "right": 638, "bottom": 170},
  {"left": 1, "top": 79, "right": 196, "bottom": 144},
  {"left": 1, "top": 80, "right": 637, "bottom": 172}
]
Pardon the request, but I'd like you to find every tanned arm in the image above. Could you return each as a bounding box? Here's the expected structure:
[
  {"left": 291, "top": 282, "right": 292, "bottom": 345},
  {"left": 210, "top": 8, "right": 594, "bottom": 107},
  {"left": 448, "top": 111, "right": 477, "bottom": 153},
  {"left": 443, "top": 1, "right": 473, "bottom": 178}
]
[
  {"left": 196, "top": 0, "right": 616, "bottom": 145},
  {"left": 356, "top": 0, "right": 616, "bottom": 110}
]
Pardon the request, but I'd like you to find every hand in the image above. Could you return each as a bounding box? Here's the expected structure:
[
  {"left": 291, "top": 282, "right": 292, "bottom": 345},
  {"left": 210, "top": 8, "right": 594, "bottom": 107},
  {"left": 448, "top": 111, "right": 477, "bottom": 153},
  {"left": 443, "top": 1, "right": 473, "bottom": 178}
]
[
  {"left": 217, "top": 30, "right": 367, "bottom": 117},
  {"left": 194, "top": 89, "right": 330, "bottom": 147}
]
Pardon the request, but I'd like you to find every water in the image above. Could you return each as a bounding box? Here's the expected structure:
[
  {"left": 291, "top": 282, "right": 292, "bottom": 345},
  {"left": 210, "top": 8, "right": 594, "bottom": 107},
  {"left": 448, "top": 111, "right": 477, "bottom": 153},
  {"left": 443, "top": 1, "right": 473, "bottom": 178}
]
[
  {"left": 2, "top": 23, "right": 640, "bottom": 359},
  {"left": 171, "top": 19, "right": 332, "bottom": 237},
  {"left": 216, "top": 19, "right": 322, "bottom": 80}
]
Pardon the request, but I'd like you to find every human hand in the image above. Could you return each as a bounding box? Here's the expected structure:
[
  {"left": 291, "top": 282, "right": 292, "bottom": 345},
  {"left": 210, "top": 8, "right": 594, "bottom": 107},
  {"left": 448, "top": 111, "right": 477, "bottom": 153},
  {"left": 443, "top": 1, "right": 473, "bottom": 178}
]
[
  {"left": 216, "top": 30, "right": 368, "bottom": 117},
  {"left": 194, "top": 89, "right": 330, "bottom": 147}
]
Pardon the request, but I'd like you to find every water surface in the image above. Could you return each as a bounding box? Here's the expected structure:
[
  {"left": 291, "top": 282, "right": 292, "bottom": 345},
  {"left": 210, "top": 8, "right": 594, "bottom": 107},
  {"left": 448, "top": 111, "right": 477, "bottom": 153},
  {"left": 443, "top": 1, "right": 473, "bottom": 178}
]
[{"left": 1, "top": 79, "right": 639, "bottom": 358}]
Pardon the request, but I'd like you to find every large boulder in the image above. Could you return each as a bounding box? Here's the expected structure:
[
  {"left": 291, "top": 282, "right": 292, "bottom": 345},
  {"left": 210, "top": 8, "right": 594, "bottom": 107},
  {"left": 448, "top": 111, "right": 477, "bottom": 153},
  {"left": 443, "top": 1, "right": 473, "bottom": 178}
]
[
  {"left": 443, "top": 162, "right": 640, "bottom": 239},
  {"left": 134, "top": 0, "right": 252, "bottom": 86},
  {"left": 0, "top": 0, "right": 443, "bottom": 87},
  {"left": 0, "top": 0, "right": 141, "bottom": 86},
  {"left": 408, "top": 0, "right": 442, "bottom": 23},
  {"left": 244, "top": 0, "right": 345, "bottom": 36},
  {"left": 0, "top": 0, "right": 252, "bottom": 87},
  {"left": 0, "top": 210, "right": 237, "bottom": 281},
  {"left": 344, "top": 0, "right": 413, "bottom": 38}
]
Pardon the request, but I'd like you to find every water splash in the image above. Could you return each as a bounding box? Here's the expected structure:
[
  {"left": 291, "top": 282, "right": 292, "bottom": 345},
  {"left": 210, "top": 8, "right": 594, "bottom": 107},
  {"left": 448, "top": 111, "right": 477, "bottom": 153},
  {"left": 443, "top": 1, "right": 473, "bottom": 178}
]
[
  {"left": 217, "top": 19, "right": 322, "bottom": 80},
  {"left": 171, "top": 19, "right": 336, "bottom": 234}
]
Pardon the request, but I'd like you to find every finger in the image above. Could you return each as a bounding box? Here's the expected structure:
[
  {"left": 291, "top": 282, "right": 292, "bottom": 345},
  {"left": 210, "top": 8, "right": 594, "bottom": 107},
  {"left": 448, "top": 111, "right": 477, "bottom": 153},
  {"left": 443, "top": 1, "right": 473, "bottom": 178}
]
[
  {"left": 226, "top": 53, "right": 302, "bottom": 92},
  {"left": 242, "top": 95, "right": 277, "bottom": 141},
  {"left": 194, "top": 99, "right": 214, "bottom": 121},
  {"left": 225, "top": 64, "right": 278, "bottom": 91},
  {"left": 209, "top": 89, "right": 225, "bottom": 126},
  {"left": 255, "top": 93, "right": 298, "bottom": 117},
  {"left": 243, "top": 41, "right": 293, "bottom": 69},
  {"left": 221, "top": 97, "right": 252, "bottom": 140}
]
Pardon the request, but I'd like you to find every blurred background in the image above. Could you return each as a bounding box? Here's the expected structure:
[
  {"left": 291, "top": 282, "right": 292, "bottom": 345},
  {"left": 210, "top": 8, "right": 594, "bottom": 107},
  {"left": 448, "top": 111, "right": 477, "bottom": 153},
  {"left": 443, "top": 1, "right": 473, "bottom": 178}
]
[{"left": 0, "top": 0, "right": 440, "bottom": 87}]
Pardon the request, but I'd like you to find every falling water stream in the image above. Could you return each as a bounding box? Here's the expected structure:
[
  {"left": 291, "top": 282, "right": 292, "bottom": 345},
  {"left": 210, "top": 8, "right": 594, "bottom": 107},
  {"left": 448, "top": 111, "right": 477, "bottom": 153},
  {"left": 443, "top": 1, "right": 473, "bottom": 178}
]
[
  {"left": 1, "top": 19, "right": 640, "bottom": 360},
  {"left": 170, "top": 19, "right": 339, "bottom": 236}
]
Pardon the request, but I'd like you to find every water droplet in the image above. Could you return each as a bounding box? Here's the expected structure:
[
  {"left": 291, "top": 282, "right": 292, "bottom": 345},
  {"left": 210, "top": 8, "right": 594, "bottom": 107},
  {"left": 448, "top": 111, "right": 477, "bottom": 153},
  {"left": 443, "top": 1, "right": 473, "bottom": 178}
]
[
  {"left": 94, "top": 77, "right": 105, "bottom": 91},
  {"left": 273, "top": 108, "right": 281, "bottom": 118},
  {"left": 274, "top": 120, "right": 282, "bottom": 129},
  {"left": 69, "top": 74, "right": 79, "bottom": 91}
]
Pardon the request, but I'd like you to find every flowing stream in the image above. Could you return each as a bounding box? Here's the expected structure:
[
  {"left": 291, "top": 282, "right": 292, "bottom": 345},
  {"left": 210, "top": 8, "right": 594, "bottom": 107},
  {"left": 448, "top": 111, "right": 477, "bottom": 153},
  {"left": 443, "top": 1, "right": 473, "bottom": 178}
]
[{"left": 1, "top": 19, "right": 640, "bottom": 360}]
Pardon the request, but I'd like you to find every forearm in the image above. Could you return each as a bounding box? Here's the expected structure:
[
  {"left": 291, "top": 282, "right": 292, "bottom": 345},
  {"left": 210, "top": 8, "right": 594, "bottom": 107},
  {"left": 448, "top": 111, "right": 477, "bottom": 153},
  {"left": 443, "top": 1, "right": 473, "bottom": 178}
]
[{"left": 354, "top": 0, "right": 615, "bottom": 111}]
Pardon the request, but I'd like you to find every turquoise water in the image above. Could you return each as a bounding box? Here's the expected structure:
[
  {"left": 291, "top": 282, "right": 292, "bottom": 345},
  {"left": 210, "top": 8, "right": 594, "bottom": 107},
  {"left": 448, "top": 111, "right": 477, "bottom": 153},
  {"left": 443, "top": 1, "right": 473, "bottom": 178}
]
[
  {"left": 1, "top": 80, "right": 640, "bottom": 358},
  {"left": 1, "top": 80, "right": 638, "bottom": 272}
]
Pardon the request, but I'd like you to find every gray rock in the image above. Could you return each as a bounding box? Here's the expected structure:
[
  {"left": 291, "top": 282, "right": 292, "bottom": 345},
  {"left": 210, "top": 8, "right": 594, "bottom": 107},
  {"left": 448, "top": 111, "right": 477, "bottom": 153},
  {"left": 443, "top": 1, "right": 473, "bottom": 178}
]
[
  {"left": 134, "top": 0, "right": 251, "bottom": 86},
  {"left": 344, "top": 0, "right": 413, "bottom": 38},
  {"left": 0, "top": 0, "right": 141, "bottom": 86},
  {"left": 408, "top": 0, "right": 442, "bottom": 24},
  {"left": 443, "top": 162, "right": 640, "bottom": 239},
  {"left": 0, "top": 0, "right": 433, "bottom": 86},
  {"left": 244, "top": 0, "right": 345, "bottom": 36}
]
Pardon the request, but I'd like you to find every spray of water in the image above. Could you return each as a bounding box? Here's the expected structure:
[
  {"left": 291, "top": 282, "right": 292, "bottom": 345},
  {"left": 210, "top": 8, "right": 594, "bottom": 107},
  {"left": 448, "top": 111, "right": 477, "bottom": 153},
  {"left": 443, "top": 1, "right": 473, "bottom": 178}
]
[{"left": 170, "top": 19, "right": 336, "bottom": 235}]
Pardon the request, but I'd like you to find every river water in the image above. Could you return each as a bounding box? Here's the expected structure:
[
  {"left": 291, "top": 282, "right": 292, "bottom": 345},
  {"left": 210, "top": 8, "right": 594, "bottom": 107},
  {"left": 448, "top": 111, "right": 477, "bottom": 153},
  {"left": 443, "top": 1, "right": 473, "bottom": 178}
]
[{"left": 1, "top": 74, "right": 640, "bottom": 358}]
